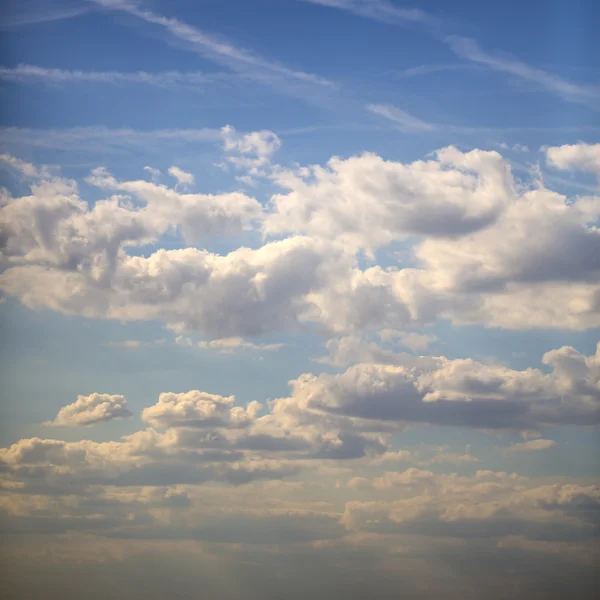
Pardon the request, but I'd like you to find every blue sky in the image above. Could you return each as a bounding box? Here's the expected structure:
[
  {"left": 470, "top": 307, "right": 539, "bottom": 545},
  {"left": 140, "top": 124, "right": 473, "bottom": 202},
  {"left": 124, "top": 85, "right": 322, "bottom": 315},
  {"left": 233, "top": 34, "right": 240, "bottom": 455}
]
[{"left": 0, "top": 2, "right": 599, "bottom": 599}]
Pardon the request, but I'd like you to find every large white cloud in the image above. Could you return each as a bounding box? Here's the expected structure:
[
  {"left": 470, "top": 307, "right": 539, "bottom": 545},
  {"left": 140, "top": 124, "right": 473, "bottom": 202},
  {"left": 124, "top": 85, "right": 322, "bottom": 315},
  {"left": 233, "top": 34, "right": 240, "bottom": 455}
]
[
  {"left": 1, "top": 142, "right": 599, "bottom": 335},
  {"left": 266, "top": 146, "right": 513, "bottom": 253}
]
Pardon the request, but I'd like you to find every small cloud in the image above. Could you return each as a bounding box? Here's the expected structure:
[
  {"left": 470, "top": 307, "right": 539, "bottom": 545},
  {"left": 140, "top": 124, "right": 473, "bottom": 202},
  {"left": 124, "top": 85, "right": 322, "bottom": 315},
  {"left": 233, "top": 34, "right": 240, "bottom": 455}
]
[
  {"left": 105, "top": 340, "right": 166, "bottom": 349},
  {"left": 508, "top": 439, "right": 557, "bottom": 453},
  {"left": 367, "top": 103, "right": 436, "bottom": 132},
  {"left": 378, "top": 330, "right": 436, "bottom": 353},
  {"left": 168, "top": 166, "right": 195, "bottom": 186},
  {"left": 45, "top": 393, "right": 132, "bottom": 427},
  {"left": 176, "top": 336, "right": 283, "bottom": 354},
  {"left": 144, "top": 166, "right": 162, "bottom": 182}
]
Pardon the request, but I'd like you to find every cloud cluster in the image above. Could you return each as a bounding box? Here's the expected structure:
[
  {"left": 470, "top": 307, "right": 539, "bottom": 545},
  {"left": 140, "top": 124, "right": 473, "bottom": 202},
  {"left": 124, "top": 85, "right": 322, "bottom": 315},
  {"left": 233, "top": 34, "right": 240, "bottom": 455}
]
[
  {"left": 273, "top": 343, "right": 600, "bottom": 430},
  {"left": 1, "top": 141, "right": 599, "bottom": 341},
  {"left": 341, "top": 467, "right": 600, "bottom": 541}
]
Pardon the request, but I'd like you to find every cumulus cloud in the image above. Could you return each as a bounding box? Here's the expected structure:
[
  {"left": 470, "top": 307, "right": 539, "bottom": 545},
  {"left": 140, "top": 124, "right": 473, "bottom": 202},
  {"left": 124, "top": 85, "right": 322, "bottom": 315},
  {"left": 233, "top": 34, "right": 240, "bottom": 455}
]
[
  {"left": 545, "top": 142, "right": 600, "bottom": 174},
  {"left": 141, "top": 391, "right": 261, "bottom": 430},
  {"left": 1, "top": 144, "right": 599, "bottom": 338},
  {"left": 266, "top": 146, "right": 512, "bottom": 253},
  {"left": 44, "top": 393, "right": 132, "bottom": 426},
  {"left": 273, "top": 343, "right": 600, "bottom": 430}
]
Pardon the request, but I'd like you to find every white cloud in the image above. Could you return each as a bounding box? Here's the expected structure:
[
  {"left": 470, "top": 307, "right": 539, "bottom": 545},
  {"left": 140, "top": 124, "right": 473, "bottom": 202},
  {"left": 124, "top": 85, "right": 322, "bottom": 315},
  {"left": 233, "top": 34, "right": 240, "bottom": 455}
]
[
  {"left": 0, "top": 64, "right": 221, "bottom": 87},
  {"left": 299, "top": 0, "right": 430, "bottom": 25},
  {"left": 545, "top": 142, "right": 600, "bottom": 174},
  {"left": 44, "top": 393, "right": 132, "bottom": 427},
  {"left": 301, "top": 0, "right": 599, "bottom": 108},
  {"left": 366, "top": 104, "right": 436, "bottom": 132},
  {"left": 0, "top": 153, "right": 49, "bottom": 178},
  {"left": 266, "top": 146, "right": 511, "bottom": 254},
  {"left": 91, "top": 0, "right": 335, "bottom": 94},
  {"left": 141, "top": 390, "right": 261, "bottom": 430},
  {"left": 2, "top": 145, "right": 599, "bottom": 338},
  {"left": 508, "top": 439, "right": 557, "bottom": 453},
  {"left": 445, "top": 36, "right": 600, "bottom": 108},
  {"left": 177, "top": 336, "right": 283, "bottom": 354},
  {"left": 167, "top": 166, "right": 195, "bottom": 186}
]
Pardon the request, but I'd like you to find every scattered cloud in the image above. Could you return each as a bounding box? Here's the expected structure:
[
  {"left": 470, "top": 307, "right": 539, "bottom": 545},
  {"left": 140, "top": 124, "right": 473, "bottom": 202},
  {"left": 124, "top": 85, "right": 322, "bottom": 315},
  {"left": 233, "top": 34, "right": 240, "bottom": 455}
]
[
  {"left": 167, "top": 166, "right": 195, "bottom": 186},
  {"left": 545, "top": 142, "right": 600, "bottom": 174},
  {"left": 177, "top": 335, "right": 283, "bottom": 354},
  {"left": 44, "top": 393, "right": 132, "bottom": 426},
  {"left": 508, "top": 439, "right": 557, "bottom": 453},
  {"left": 366, "top": 103, "right": 436, "bottom": 132}
]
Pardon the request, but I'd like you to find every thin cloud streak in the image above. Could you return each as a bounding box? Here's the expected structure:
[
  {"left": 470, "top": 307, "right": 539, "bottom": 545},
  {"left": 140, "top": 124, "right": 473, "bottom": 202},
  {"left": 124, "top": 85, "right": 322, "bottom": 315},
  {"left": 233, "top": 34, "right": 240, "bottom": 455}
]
[
  {"left": 445, "top": 35, "right": 600, "bottom": 109},
  {"left": 367, "top": 103, "right": 600, "bottom": 134},
  {"left": 367, "top": 104, "right": 436, "bottom": 132},
  {"left": 0, "top": 64, "right": 227, "bottom": 88},
  {"left": 300, "top": 0, "right": 432, "bottom": 25},
  {"left": 0, "top": 125, "right": 224, "bottom": 152},
  {"left": 302, "top": 0, "right": 599, "bottom": 108},
  {"left": 0, "top": 1, "right": 90, "bottom": 29},
  {"left": 90, "top": 0, "right": 336, "bottom": 94}
]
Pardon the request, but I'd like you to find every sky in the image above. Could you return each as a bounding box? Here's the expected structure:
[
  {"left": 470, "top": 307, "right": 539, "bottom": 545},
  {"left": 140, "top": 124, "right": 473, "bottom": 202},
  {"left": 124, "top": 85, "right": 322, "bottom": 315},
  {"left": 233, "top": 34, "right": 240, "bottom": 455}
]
[{"left": 0, "top": 1, "right": 599, "bottom": 598}]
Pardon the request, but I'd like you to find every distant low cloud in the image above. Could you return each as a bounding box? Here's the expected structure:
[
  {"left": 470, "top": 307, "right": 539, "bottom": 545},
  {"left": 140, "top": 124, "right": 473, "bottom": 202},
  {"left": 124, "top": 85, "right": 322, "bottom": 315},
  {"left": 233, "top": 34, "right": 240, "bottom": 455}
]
[{"left": 508, "top": 439, "right": 557, "bottom": 453}]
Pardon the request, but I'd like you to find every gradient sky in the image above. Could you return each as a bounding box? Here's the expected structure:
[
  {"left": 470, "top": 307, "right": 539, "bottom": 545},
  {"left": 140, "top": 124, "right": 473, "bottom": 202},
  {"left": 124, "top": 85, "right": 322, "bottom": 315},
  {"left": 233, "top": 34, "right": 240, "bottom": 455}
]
[{"left": 0, "top": 1, "right": 599, "bottom": 599}]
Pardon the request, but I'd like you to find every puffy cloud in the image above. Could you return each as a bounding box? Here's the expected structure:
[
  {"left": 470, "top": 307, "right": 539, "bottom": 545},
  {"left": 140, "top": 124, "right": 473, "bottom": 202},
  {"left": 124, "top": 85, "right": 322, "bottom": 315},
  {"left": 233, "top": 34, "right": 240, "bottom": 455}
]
[
  {"left": 545, "top": 142, "right": 600, "bottom": 174},
  {"left": 0, "top": 160, "right": 262, "bottom": 285},
  {"left": 167, "top": 166, "right": 195, "bottom": 186},
  {"left": 0, "top": 234, "right": 349, "bottom": 337},
  {"left": 273, "top": 343, "right": 600, "bottom": 430},
  {"left": 141, "top": 391, "right": 261, "bottom": 430},
  {"left": 2, "top": 144, "right": 599, "bottom": 336},
  {"left": 266, "top": 147, "right": 512, "bottom": 253},
  {"left": 45, "top": 393, "right": 132, "bottom": 427},
  {"left": 221, "top": 125, "right": 281, "bottom": 170}
]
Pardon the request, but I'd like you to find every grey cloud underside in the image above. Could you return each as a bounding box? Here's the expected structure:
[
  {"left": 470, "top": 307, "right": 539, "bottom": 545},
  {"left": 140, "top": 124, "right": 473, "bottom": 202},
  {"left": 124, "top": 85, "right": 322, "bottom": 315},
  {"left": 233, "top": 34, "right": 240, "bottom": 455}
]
[{"left": 1, "top": 341, "right": 598, "bottom": 502}]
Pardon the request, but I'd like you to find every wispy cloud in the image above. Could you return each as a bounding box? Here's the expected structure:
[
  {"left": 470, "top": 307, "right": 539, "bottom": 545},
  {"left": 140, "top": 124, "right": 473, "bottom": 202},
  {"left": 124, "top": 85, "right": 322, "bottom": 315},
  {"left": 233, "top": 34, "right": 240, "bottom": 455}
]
[
  {"left": 388, "top": 63, "right": 479, "bottom": 79},
  {"left": 299, "top": 0, "right": 431, "bottom": 25},
  {"left": 0, "top": 63, "right": 224, "bottom": 88},
  {"left": 90, "top": 0, "right": 335, "bottom": 94},
  {"left": 445, "top": 35, "right": 600, "bottom": 109},
  {"left": 0, "top": 125, "right": 223, "bottom": 153},
  {"left": 301, "top": 0, "right": 599, "bottom": 109},
  {"left": 0, "top": 1, "right": 90, "bottom": 29},
  {"left": 367, "top": 104, "right": 436, "bottom": 132},
  {"left": 367, "top": 103, "right": 600, "bottom": 135}
]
